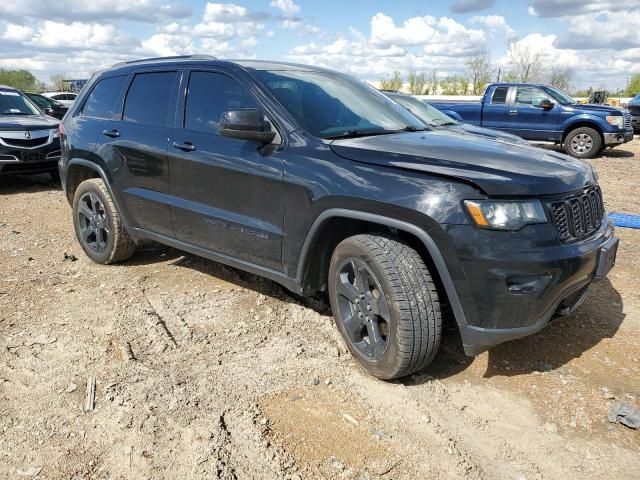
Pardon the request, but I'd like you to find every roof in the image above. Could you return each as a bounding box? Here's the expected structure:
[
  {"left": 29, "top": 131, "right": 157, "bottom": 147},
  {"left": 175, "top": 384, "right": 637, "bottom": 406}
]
[
  {"left": 490, "top": 83, "right": 547, "bottom": 88},
  {"left": 0, "top": 84, "right": 18, "bottom": 90},
  {"left": 105, "top": 55, "right": 336, "bottom": 75}
]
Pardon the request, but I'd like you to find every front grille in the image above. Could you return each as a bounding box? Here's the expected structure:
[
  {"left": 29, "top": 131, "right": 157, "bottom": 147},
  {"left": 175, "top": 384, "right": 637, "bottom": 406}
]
[
  {"left": 548, "top": 185, "right": 604, "bottom": 242},
  {"left": 624, "top": 111, "right": 632, "bottom": 129},
  {"left": 0, "top": 137, "right": 49, "bottom": 148},
  {"left": 628, "top": 106, "right": 640, "bottom": 116}
]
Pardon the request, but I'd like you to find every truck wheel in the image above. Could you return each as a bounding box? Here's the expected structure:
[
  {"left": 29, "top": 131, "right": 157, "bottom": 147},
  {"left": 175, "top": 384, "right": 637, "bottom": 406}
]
[
  {"left": 72, "top": 178, "right": 136, "bottom": 264},
  {"left": 564, "top": 127, "right": 602, "bottom": 159},
  {"left": 328, "top": 234, "right": 442, "bottom": 379}
]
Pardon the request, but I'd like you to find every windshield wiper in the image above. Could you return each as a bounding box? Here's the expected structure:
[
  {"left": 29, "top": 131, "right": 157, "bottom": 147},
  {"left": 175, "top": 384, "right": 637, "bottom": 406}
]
[
  {"left": 324, "top": 129, "right": 400, "bottom": 140},
  {"left": 1, "top": 112, "right": 32, "bottom": 116},
  {"left": 400, "top": 125, "right": 426, "bottom": 132}
]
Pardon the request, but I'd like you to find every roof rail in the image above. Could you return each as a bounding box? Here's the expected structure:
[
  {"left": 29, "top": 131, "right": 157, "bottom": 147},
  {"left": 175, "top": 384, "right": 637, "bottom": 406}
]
[{"left": 111, "top": 54, "right": 217, "bottom": 68}]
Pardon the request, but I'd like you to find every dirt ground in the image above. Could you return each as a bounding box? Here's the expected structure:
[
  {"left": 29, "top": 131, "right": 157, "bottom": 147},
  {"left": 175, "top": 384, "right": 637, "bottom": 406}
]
[{"left": 1, "top": 139, "right": 639, "bottom": 480}]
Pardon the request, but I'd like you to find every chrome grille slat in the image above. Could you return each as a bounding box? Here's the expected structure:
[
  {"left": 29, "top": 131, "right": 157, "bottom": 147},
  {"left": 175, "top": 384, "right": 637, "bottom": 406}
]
[
  {"left": 624, "top": 112, "right": 632, "bottom": 129},
  {"left": 548, "top": 185, "right": 604, "bottom": 243}
]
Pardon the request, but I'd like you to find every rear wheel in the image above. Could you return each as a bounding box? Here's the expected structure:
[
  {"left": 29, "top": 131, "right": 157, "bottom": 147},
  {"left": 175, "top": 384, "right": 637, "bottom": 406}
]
[
  {"left": 72, "top": 178, "right": 136, "bottom": 264},
  {"left": 328, "top": 234, "right": 442, "bottom": 379},
  {"left": 564, "top": 127, "right": 602, "bottom": 159}
]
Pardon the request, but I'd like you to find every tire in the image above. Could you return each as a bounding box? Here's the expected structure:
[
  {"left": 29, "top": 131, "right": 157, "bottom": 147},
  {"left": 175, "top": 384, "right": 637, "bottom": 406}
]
[
  {"left": 328, "top": 234, "right": 442, "bottom": 379},
  {"left": 564, "top": 127, "right": 602, "bottom": 159},
  {"left": 72, "top": 178, "right": 136, "bottom": 264}
]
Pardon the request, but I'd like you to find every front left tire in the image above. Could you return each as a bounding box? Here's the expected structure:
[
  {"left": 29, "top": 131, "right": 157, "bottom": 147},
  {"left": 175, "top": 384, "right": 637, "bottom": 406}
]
[{"left": 328, "top": 233, "right": 442, "bottom": 379}]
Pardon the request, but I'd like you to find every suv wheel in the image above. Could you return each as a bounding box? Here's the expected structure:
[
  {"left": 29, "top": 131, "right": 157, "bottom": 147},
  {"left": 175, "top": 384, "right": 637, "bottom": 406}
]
[
  {"left": 72, "top": 178, "right": 136, "bottom": 264},
  {"left": 564, "top": 127, "right": 602, "bottom": 159},
  {"left": 328, "top": 234, "right": 442, "bottom": 379}
]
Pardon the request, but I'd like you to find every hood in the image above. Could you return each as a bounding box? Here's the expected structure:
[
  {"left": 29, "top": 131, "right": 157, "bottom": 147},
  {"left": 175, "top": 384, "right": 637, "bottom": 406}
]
[
  {"left": 567, "top": 103, "right": 624, "bottom": 114},
  {"left": 0, "top": 114, "right": 59, "bottom": 131},
  {"left": 445, "top": 123, "right": 528, "bottom": 145},
  {"left": 330, "top": 129, "right": 595, "bottom": 196}
]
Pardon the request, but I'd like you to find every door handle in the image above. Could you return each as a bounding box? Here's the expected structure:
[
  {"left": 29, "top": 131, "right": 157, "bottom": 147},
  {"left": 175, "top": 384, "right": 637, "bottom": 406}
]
[
  {"left": 509, "top": 110, "right": 518, "bottom": 115},
  {"left": 102, "top": 129, "right": 120, "bottom": 138},
  {"left": 172, "top": 141, "right": 196, "bottom": 152}
]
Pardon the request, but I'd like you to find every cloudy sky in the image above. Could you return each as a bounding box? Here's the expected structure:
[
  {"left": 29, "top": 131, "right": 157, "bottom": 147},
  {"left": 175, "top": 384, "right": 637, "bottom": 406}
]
[{"left": 1, "top": 0, "right": 639, "bottom": 90}]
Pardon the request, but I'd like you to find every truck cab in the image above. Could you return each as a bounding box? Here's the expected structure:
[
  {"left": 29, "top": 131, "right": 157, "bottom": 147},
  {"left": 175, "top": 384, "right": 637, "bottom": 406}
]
[{"left": 432, "top": 83, "right": 634, "bottom": 158}]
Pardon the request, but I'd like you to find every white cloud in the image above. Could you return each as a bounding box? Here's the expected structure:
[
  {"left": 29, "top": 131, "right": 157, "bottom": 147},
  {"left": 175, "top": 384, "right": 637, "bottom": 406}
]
[
  {"left": 370, "top": 13, "right": 486, "bottom": 55},
  {"left": 469, "top": 15, "right": 516, "bottom": 41},
  {"left": 0, "top": 0, "right": 190, "bottom": 24},
  {"left": 269, "top": 0, "right": 300, "bottom": 16},
  {"left": 554, "top": 11, "right": 640, "bottom": 50},
  {"left": 193, "top": 2, "right": 267, "bottom": 39}
]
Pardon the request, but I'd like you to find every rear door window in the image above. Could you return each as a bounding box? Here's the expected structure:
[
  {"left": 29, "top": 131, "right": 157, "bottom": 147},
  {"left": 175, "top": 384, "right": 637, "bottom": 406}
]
[
  {"left": 82, "top": 75, "right": 127, "bottom": 119},
  {"left": 123, "top": 71, "right": 177, "bottom": 127},
  {"left": 490, "top": 87, "right": 509, "bottom": 104},
  {"left": 184, "top": 71, "right": 258, "bottom": 134}
]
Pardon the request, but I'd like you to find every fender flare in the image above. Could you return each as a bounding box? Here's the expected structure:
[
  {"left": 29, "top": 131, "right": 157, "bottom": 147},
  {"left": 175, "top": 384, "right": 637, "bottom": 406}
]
[
  {"left": 561, "top": 115, "right": 606, "bottom": 141},
  {"left": 295, "top": 208, "right": 469, "bottom": 327},
  {"left": 65, "top": 158, "right": 131, "bottom": 231}
]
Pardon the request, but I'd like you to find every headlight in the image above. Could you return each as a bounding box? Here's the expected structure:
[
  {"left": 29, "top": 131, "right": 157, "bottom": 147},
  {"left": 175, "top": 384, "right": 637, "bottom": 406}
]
[
  {"left": 464, "top": 200, "right": 547, "bottom": 230},
  {"left": 606, "top": 115, "right": 624, "bottom": 128}
]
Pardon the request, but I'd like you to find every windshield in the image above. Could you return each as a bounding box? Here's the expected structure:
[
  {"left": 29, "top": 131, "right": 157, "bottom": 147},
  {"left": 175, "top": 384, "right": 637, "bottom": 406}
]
[
  {"left": 389, "top": 95, "right": 457, "bottom": 126},
  {"left": 543, "top": 86, "right": 575, "bottom": 105},
  {"left": 252, "top": 69, "right": 424, "bottom": 139},
  {"left": 0, "top": 90, "right": 41, "bottom": 115}
]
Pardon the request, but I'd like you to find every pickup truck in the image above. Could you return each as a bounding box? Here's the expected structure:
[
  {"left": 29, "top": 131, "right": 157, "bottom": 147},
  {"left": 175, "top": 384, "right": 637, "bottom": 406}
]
[{"left": 431, "top": 83, "right": 634, "bottom": 158}]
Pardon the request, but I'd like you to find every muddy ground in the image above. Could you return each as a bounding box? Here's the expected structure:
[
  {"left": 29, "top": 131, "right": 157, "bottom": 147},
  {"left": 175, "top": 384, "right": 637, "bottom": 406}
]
[{"left": 1, "top": 139, "right": 639, "bottom": 479}]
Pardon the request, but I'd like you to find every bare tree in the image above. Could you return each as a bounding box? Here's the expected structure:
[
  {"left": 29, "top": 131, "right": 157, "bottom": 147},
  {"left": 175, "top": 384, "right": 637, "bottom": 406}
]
[
  {"left": 547, "top": 64, "right": 572, "bottom": 91},
  {"left": 379, "top": 71, "right": 403, "bottom": 92},
  {"left": 507, "top": 43, "right": 543, "bottom": 83},
  {"left": 49, "top": 73, "right": 66, "bottom": 91},
  {"left": 428, "top": 69, "right": 439, "bottom": 94},
  {"left": 407, "top": 70, "right": 428, "bottom": 95},
  {"left": 466, "top": 52, "right": 493, "bottom": 95}
]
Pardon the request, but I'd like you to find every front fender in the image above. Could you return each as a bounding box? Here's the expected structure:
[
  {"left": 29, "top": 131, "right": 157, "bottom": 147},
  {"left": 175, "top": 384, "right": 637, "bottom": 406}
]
[{"left": 560, "top": 113, "right": 611, "bottom": 136}]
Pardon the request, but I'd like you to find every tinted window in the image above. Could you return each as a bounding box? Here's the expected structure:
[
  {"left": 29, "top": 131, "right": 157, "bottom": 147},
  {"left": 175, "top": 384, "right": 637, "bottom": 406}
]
[
  {"left": 185, "top": 72, "right": 258, "bottom": 134},
  {"left": 491, "top": 87, "right": 509, "bottom": 104},
  {"left": 514, "top": 87, "right": 549, "bottom": 106},
  {"left": 253, "top": 69, "right": 424, "bottom": 138},
  {"left": 82, "top": 75, "right": 127, "bottom": 118},
  {"left": 123, "top": 71, "right": 177, "bottom": 126}
]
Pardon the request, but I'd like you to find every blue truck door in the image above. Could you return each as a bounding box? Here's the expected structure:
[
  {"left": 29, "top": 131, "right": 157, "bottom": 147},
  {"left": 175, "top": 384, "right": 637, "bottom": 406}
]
[
  {"left": 505, "top": 86, "right": 561, "bottom": 141},
  {"left": 480, "top": 86, "right": 513, "bottom": 131}
]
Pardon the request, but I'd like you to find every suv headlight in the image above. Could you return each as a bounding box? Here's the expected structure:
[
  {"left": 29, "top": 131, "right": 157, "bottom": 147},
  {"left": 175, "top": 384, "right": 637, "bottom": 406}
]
[
  {"left": 606, "top": 115, "right": 624, "bottom": 128},
  {"left": 464, "top": 200, "right": 547, "bottom": 230}
]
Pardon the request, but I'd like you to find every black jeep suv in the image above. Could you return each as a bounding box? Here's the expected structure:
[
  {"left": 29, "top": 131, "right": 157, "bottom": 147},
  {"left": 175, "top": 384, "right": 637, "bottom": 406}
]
[
  {"left": 59, "top": 56, "right": 618, "bottom": 379},
  {"left": 0, "top": 85, "right": 61, "bottom": 178}
]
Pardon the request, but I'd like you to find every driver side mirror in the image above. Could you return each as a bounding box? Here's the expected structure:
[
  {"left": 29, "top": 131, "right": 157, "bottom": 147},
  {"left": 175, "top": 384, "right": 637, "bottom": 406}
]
[
  {"left": 539, "top": 99, "right": 555, "bottom": 110},
  {"left": 219, "top": 109, "right": 276, "bottom": 144},
  {"left": 44, "top": 107, "right": 54, "bottom": 116}
]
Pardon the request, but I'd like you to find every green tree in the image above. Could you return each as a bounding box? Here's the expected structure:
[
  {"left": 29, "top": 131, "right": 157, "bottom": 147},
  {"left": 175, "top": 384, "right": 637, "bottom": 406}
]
[
  {"left": 407, "top": 70, "right": 428, "bottom": 95},
  {"left": 439, "top": 76, "right": 467, "bottom": 95},
  {"left": 625, "top": 74, "right": 640, "bottom": 96},
  {"left": 380, "top": 71, "right": 403, "bottom": 92},
  {"left": 0, "top": 69, "right": 38, "bottom": 91}
]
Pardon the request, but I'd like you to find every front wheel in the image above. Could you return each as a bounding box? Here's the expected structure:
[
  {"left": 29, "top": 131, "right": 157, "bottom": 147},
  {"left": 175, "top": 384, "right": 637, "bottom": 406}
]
[
  {"left": 72, "top": 178, "right": 136, "bottom": 264},
  {"left": 328, "top": 234, "right": 442, "bottom": 379},
  {"left": 564, "top": 127, "right": 602, "bottom": 159}
]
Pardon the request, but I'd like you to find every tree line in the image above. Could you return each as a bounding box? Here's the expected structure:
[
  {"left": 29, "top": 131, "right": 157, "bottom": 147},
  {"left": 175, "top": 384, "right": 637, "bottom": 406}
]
[
  {"left": 0, "top": 69, "right": 71, "bottom": 92},
  {"left": 380, "top": 44, "right": 640, "bottom": 97}
]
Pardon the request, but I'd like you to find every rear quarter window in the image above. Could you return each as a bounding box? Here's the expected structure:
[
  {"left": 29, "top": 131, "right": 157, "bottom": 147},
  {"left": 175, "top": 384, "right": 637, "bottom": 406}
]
[
  {"left": 491, "top": 87, "right": 509, "bottom": 104},
  {"left": 122, "top": 71, "right": 177, "bottom": 127},
  {"left": 82, "top": 75, "right": 127, "bottom": 119}
]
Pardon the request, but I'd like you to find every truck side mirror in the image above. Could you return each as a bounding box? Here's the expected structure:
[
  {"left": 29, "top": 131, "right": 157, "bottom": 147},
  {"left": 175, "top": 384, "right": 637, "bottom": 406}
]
[
  {"left": 540, "top": 99, "right": 555, "bottom": 110},
  {"left": 219, "top": 109, "right": 276, "bottom": 144}
]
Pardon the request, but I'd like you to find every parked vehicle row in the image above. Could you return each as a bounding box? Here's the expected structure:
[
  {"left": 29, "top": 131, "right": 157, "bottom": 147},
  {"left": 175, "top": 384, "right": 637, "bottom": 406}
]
[
  {"left": 58, "top": 56, "right": 618, "bottom": 380},
  {"left": 430, "top": 83, "right": 634, "bottom": 158},
  {"left": 0, "top": 84, "right": 61, "bottom": 178},
  {"left": 629, "top": 93, "right": 640, "bottom": 132}
]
